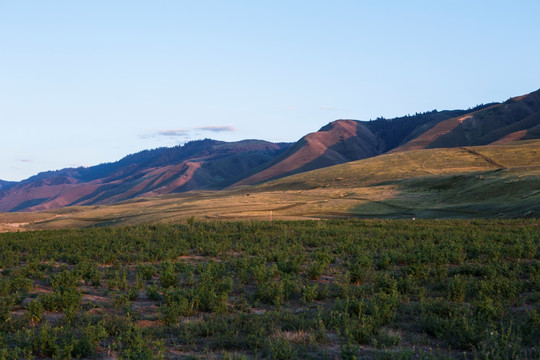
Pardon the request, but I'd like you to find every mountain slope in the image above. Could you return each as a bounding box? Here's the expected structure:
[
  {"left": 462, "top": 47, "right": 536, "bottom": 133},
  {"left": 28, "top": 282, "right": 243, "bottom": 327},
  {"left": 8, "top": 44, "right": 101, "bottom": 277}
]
[
  {"left": 0, "top": 139, "right": 291, "bottom": 212},
  {"left": 234, "top": 120, "right": 382, "bottom": 186},
  {"left": 395, "top": 89, "right": 540, "bottom": 152},
  {"left": 234, "top": 109, "right": 484, "bottom": 186},
  {"left": 235, "top": 89, "right": 540, "bottom": 187}
]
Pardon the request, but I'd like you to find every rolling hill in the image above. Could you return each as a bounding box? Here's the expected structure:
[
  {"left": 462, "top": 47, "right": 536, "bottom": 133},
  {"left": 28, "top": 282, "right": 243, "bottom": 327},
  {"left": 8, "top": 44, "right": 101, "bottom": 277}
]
[{"left": 1, "top": 139, "right": 539, "bottom": 231}]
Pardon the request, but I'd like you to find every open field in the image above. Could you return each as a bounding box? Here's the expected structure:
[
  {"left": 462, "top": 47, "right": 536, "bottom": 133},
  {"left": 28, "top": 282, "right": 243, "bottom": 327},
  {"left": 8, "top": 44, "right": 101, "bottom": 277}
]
[
  {"left": 1, "top": 140, "right": 539, "bottom": 231},
  {"left": 0, "top": 219, "right": 539, "bottom": 359}
]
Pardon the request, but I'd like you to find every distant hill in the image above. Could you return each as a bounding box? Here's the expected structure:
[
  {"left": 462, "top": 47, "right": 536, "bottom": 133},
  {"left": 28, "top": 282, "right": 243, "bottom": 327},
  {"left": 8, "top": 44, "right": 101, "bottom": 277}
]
[
  {"left": 0, "top": 139, "right": 291, "bottom": 212},
  {"left": 1, "top": 88, "right": 539, "bottom": 213}
]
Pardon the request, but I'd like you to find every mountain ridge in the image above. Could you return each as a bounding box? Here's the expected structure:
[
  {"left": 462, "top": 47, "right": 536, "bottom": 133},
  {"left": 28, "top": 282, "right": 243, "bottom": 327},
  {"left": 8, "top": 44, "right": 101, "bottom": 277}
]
[
  {"left": 1, "top": 88, "right": 539, "bottom": 212},
  {"left": 394, "top": 89, "right": 540, "bottom": 152},
  {"left": 0, "top": 139, "right": 291, "bottom": 212}
]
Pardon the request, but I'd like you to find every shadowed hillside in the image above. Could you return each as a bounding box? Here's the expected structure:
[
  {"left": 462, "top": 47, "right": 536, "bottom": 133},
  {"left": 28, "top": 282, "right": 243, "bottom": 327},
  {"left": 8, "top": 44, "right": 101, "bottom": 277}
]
[
  {"left": 0, "top": 180, "right": 15, "bottom": 191},
  {"left": 0, "top": 139, "right": 291, "bottom": 212},
  {"left": 395, "top": 89, "right": 540, "bottom": 152}
]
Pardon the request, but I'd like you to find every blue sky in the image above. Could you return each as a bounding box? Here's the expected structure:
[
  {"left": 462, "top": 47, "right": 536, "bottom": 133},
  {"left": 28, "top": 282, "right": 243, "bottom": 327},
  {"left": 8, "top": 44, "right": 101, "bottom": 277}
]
[{"left": 1, "top": 1, "right": 539, "bottom": 181}]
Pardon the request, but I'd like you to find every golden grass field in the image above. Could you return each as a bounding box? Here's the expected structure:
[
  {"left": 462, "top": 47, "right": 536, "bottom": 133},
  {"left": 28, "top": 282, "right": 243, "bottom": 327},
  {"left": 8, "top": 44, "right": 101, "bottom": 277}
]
[{"left": 2, "top": 140, "right": 539, "bottom": 231}]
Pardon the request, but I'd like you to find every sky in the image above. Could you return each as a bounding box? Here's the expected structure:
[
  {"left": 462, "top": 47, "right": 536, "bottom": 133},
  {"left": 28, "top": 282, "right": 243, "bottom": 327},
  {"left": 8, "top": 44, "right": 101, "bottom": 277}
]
[{"left": 1, "top": 1, "right": 540, "bottom": 182}]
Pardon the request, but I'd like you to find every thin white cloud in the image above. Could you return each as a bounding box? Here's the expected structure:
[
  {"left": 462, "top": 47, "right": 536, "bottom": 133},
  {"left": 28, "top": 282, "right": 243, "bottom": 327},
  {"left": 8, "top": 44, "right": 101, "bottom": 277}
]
[
  {"left": 157, "top": 129, "right": 190, "bottom": 137},
  {"left": 195, "top": 125, "right": 237, "bottom": 132},
  {"left": 142, "top": 125, "right": 237, "bottom": 139},
  {"left": 140, "top": 128, "right": 189, "bottom": 139}
]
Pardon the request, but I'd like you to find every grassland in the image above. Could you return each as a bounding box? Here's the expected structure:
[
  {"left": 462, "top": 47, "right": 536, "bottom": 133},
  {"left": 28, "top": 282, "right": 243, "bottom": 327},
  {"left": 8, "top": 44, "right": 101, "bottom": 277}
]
[
  {"left": 1, "top": 140, "right": 539, "bottom": 231},
  {"left": 0, "top": 219, "right": 539, "bottom": 359}
]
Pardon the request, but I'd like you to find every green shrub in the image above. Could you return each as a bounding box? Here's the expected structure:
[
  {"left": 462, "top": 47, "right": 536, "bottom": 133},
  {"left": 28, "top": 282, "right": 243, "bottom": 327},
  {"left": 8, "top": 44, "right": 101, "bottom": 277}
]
[
  {"left": 349, "top": 261, "right": 368, "bottom": 284},
  {"left": 277, "top": 255, "right": 304, "bottom": 274},
  {"left": 159, "top": 262, "right": 177, "bottom": 288},
  {"left": 372, "top": 328, "right": 401, "bottom": 349},
  {"left": 78, "top": 261, "right": 102, "bottom": 286},
  {"left": 162, "top": 288, "right": 193, "bottom": 325},
  {"left": 105, "top": 268, "right": 128, "bottom": 290},
  {"left": 102, "top": 314, "right": 133, "bottom": 337},
  {"left": 8, "top": 276, "right": 33, "bottom": 294},
  {"left": 136, "top": 264, "right": 157, "bottom": 281},
  {"left": 40, "top": 287, "right": 82, "bottom": 320},
  {"left": 301, "top": 284, "right": 318, "bottom": 303},
  {"left": 306, "top": 261, "right": 327, "bottom": 280},
  {"left": 25, "top": 299, "right": 44, "bottom": 325},
  {"left": 474, "top": 324, "right": 526, "bottom": 360},
  {"left": 266, "top": 337, "right": 298, "bottom": 360},
  {"left": 447, "top": 275, "right": 468, "bottom": 302},
  {"left": 145, "top": 282, "right": 161, "bottom": 300},
  {"left": 50, "top": 268, "right": 80, "bottom": 291},
  {"left": 375, "top": 254, "right": 391, "bottom": 271},
  {"left": 340, "top": 342, "right": 359, "bottom": 360},
  {"left": 256, "top": 280, "right": 284, "bottom": 306},
  {"left": 0, "top": 295, "right": 16, "bottom": 322},
  {"left": 113, "top": 292, "right": 132, "bottom": 309},
  {"left": 115, "top": 326, "right": 164, "bottom": 360}
]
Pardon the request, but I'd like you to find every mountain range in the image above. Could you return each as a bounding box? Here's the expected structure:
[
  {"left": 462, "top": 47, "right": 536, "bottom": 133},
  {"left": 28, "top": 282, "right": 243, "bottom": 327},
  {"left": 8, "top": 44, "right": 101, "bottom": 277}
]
[{"left": 1, "top": 88, "right": 539, "bottom": 213}]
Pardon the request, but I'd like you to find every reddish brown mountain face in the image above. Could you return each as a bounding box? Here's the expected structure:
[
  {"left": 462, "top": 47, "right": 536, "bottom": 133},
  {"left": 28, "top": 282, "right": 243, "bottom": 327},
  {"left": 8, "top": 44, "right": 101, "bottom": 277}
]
[
  {"left": 234, "top": 120, "right": 383, "bottom": 186},
  {"left": 2, "top": 88, "right": 540, "bottom": 212},
  {"left": 0, "top": 140, "right": 292, "bottom": 212}
]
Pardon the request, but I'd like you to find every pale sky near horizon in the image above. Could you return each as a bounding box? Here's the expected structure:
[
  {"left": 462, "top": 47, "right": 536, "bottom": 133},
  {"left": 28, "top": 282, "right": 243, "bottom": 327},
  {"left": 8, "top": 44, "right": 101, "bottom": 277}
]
[{"left": 1, "top": 1, "right": 540, "bottom": 181}]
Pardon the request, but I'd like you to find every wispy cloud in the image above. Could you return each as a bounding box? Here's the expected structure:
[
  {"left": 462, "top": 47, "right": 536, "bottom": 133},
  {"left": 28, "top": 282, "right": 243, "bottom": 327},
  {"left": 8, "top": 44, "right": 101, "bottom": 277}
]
[
  {"left": 157, "top": 128, "right": 190, "bottom": 137},
  {"left": 141, "top": 124, "right": 237, "bottom": 140},
  {"left": 195, "top": 125, "right": 237, "bottom": 132}
]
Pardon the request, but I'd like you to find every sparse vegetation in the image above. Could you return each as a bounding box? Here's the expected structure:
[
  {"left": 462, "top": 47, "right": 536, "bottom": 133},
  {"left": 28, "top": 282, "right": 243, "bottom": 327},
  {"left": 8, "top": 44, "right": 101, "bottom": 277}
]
[{"left": 0, "top": 219, "right": 538, "bottom": 358}]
